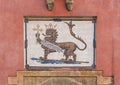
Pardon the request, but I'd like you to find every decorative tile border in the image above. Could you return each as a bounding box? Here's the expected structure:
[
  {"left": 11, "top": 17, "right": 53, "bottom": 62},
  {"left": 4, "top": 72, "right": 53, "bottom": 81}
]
[{"left": 24, "top": 16, "right": 97, "bottom": 68}]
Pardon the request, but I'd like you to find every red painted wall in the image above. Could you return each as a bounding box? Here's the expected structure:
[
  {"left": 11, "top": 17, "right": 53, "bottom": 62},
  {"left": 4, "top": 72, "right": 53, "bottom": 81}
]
[{"left": 0, "top": 0, "right": 120, "bottom": 85}]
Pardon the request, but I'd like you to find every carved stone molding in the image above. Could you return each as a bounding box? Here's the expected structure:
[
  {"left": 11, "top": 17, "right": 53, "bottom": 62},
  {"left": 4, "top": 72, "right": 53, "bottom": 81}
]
[
  {"left": 8, "top": 71, "right": 113, "bottom": 85},
  {"left": 46, "top": 0, "right": 54, "bottom": 11},
  {"left": 46, "top": 0, "right": 74, "bottom": 11},
  {"left": 66, "top": 0, "right": 74, "bottom": 11}
]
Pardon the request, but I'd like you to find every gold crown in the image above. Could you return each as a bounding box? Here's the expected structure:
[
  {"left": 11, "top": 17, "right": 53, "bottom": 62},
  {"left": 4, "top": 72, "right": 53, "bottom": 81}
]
[{"left": 45, "top": 23, "right": 57, "bottom": 29}]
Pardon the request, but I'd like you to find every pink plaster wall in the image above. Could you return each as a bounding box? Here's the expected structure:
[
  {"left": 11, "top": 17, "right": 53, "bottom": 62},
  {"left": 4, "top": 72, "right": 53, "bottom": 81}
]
[{"left": 0, "top": 0, "right": 120, "bottom": 85}]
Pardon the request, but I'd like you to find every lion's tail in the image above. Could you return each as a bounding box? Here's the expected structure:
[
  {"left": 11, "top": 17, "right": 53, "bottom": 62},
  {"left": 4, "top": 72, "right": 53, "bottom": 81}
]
[
  {"left": 76, "top": 41, "right": 87, "bottom": 51},
  {"left": 65, "top": 21, "right": 87, "bottom": 51}
]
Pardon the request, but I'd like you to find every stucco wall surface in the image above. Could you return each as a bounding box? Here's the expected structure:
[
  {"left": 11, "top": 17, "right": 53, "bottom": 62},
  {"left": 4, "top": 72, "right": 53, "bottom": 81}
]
[{"left": 0, "top": 0, "right": 120, "bottom": 85}]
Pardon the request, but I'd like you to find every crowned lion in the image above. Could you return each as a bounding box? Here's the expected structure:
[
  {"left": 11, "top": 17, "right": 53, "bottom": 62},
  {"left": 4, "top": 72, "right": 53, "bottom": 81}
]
[{"left": 35, "top": 21, "right": 87, "bottom": 61}]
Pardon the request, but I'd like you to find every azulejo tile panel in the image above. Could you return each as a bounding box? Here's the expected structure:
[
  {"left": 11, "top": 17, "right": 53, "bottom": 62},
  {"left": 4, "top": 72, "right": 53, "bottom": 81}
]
[{"left": 24, "top": 17, "right": 96, "bottom": 68}]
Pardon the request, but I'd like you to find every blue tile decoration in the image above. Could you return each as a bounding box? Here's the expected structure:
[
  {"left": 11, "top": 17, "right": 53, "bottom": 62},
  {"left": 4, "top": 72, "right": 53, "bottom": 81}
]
[{"left": 31, "top": 57, "right": 89, "bottom": 64}]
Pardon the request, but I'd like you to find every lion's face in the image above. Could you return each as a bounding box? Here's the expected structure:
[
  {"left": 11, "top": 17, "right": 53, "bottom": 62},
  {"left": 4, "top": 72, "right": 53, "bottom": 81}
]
[
  {"left": 44, "top": 28, "right": 58, "bottom": 43},
  {"left": 46, "top": 29, "right": 58, "bottom": 36}
]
